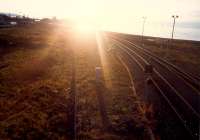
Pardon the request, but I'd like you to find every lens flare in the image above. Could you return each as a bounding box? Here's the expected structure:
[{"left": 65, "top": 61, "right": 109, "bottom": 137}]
[{"left": 74, "top": 22, "right": 98, "bottom": 35}]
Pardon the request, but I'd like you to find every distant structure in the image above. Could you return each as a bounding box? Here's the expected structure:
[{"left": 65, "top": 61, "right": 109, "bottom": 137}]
[
  {"left": 141, "top": 16, "right": 147, "bottom": 46},
  {"left": 171, "top": 15, "right": 179, "bottom": 44},
  {"left": 16, "top": 16, "right": 34, "bottom": 25},
  {"left": 0, "top": 13, "right": 59, "bottom": 27},
  {"left": 0, "top": 13, "right": 35, "bottom": 27},
  {"left": 40, "top": 18, "right": 51, "bottom": 23},
  {"left": 40, "top": 17, "right": 58, "bottom": 24},
  {"left": 0, "top": 14, "right": 11, "bottom": 25}
]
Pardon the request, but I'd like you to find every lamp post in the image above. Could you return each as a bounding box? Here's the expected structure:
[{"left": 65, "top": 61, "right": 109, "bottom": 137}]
[
  {"left": 141, "top": 16, "right": 147, "bottom": 46},
  {"left": 171, "top": 15, "right": 179, "bottom": 45}
]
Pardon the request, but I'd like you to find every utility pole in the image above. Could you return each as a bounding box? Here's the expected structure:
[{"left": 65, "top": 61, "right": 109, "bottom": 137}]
[
  {"left": 171, "top": 15, "right": 179, "bottom": 45},
  {"left": 165, "top": 15, "right": 178, "bottom": 59},
  {"left": 141, "top": 16, "right": 147, "bottom": 46}
]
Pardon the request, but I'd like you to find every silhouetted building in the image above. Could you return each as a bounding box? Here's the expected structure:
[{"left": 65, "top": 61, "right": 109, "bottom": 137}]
[
  {"left": 0, "top": 13, "right": 35, "bottom": 26},
  {"left": 0, "top": 14, "right": 11, "bottom": 25}
]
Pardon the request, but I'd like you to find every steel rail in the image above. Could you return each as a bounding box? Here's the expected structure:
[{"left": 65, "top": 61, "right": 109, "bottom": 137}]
[
  {"left": 111, "top": 38, "right": 200, "bottom": 119},
  {"left": 110, "top": 34, "right": 200, "bottom": 86},
  {"left": 108, "top": 38, "right": 199, "bottom": 139},
  {"left": 151, "top": 78, "right": 196, "bottom": 139},
  {"left": 116, "top": 53, "right": 156, "bottom": 140},
  {"left": 110, "top": 36, "right": 200, "bottom": 119},
  {"left": 115, "top": 37, "right": 200, "bottom": 92}
]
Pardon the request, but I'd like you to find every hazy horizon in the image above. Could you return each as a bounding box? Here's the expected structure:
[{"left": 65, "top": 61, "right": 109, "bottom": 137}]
[{"left": 1, "top": 0, "right": 200, "bottom": 41}]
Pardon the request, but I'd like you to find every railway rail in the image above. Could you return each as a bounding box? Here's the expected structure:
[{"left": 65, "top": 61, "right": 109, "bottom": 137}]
[
  {"left": 104, "top": 34, "right": 200, "bottom": 140},
  {"left": 111, "top": 35, "right": 200, "bottom": 88}
]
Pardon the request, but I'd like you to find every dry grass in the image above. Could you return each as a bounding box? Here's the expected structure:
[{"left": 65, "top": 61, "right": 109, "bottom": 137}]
[
  {"left": 0, "top": 25, "right": 157, "bottom": 140},
  {"left": 108, "top": 32, "right": 200, "bottom": 77},
  {"left": 98, "top": 40, "right": 155, "bottom": 139},
  {"left": 133, "top": 35, "right": 200, "bottom": 77},
  {"left": 0, "top": 24, "right": 74, "bottom": 139},
  {"left": 107, "top": 32, "right": 200, "bottom": 140}
]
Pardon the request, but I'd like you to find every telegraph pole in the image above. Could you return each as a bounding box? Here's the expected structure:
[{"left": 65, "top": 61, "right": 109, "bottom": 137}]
[
  {"left": 171, "top": 15, "right": 179, "bottom": 45},
  {"left": 141, "top": 16, "right": 147, "bottom": 46},
  {"left": 165, "top": 15, "right": 178, "bottom": 58}
]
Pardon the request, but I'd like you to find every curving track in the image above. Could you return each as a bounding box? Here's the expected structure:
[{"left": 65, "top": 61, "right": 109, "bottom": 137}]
[{"left": 104, "top": 33, "right": 200, "bottom": 140}]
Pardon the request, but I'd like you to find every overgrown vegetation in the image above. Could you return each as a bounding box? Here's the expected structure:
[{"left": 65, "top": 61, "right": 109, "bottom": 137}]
[
  {"left": 0, "top": 24, "right": 74, "bottom": 139},
  {"left": 142, "top": 38, "right": 200, "bottom": 77},
  {"left": 0, "top": 25, "right": 157, "bottom": 140}
]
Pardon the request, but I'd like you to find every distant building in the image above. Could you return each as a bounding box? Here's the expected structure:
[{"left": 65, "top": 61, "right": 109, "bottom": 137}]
[
  {"left": 16, "top": 18, "right": 34, "bottom": 25},
  {"left": 0, "top": 14, "right": 10, "bottom": 25},
  {"left": 0, "top": 13, "right": 35, "bottom": 27},
  {"left": 40, "top": 18, "right": 51, "bottom": 23}
]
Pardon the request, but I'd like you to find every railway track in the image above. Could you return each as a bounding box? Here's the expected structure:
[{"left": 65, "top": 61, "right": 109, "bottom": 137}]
[
  {"left": 68, "top": 50, "right": 77, "bottom": 140},
  {"left": 111, "top": 35, "right": 200, "bottom": 88},
  {"left": 104, "top": 34, "right": 200, "bottom": 140}
]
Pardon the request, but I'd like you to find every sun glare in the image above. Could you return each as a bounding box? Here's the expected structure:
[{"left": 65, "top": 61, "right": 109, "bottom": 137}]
[
  {"left": 74, "top": 22, "right": 98, "bottom": 35},
  {"left": 77, "top": 24, "right": 94, "bottom": 32}
]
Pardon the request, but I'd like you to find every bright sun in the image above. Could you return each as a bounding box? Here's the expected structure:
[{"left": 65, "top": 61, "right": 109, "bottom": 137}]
[{"left": 74, "top": 22, "right": 98, "bottom": 35}]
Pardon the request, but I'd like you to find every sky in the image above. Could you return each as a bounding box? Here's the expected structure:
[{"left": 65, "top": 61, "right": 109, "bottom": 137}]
[{"left": 0, "top": 0, "right": 200, "bottom": 40}]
